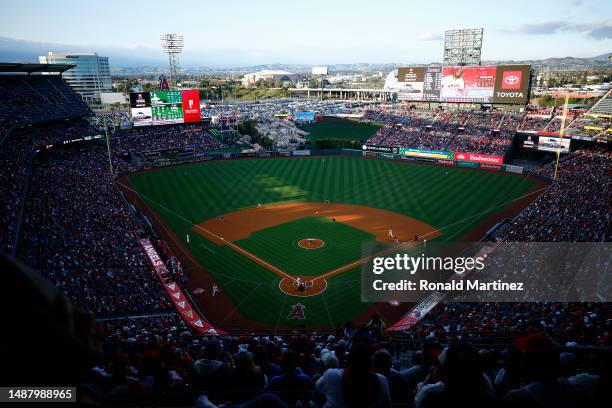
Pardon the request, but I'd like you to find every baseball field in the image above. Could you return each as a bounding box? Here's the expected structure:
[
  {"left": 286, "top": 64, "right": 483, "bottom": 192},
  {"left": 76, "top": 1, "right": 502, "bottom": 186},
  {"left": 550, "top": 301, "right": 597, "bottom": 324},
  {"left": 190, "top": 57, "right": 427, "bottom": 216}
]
[{"left": 125, "top": 156, "right": 541, "bottom": 331}]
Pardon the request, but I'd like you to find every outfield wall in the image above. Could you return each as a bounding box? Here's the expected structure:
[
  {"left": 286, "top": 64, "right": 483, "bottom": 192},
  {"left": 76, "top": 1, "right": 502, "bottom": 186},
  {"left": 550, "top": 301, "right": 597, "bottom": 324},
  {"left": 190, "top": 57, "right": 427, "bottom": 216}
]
[{"left": 120, "top": 146, "right": 523, "bottom": 176}]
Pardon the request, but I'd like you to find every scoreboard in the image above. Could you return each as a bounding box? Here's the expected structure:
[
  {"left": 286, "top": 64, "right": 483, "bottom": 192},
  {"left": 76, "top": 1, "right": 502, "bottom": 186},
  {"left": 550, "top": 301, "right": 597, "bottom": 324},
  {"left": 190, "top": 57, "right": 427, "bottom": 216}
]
[
  {"left": 130, "top": 89, "right": 201, "bottom": 127},
  {"left": 396, "top": 64, "right": 531, "bottom": 104}
]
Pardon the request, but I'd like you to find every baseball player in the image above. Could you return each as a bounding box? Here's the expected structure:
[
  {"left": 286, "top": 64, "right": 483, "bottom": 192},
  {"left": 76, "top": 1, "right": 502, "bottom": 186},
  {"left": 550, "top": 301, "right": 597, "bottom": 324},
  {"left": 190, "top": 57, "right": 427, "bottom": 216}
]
[
  {"left": 212, "top": 284, "right": 220, "bottom": 296},
  {"left": 186, "top": 234, "right": 190, "bottom": 244}
]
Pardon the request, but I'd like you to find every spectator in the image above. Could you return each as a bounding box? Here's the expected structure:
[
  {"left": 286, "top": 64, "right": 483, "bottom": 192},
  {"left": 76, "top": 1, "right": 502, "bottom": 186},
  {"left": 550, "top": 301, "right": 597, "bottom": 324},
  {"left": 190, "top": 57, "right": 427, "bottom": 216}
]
[
  {"left": 372, "top": 349, "right": 411, "bottom": 405},
  {"left": 266, "top": 349, "right": 314, "bottom": 405},
  {"left": 315, "top": 343, "right": 391, "bottom": 408},
  {"left": 420, "top": 342, "right": 497, "bottom": 408},
  {"left": 503, "top": 334, "right": 583, "bottom": 408}
]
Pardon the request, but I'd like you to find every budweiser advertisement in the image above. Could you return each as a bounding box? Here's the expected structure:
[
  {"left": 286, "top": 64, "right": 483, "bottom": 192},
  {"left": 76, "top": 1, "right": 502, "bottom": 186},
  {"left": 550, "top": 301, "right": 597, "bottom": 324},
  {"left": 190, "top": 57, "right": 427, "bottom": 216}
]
[
  {"left": 181, "top": 89, "right": 201, "bottom": 123},
  {"left": 454, "top": 152, "right": 504, "bottom": 165}
]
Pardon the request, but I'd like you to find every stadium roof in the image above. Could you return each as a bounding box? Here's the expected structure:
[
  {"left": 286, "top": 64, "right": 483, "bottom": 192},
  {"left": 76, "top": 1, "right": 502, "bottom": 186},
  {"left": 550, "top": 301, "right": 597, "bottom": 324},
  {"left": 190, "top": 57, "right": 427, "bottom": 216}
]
[{"left": 0, "top": 62, "right": 75, "bottom": 74}]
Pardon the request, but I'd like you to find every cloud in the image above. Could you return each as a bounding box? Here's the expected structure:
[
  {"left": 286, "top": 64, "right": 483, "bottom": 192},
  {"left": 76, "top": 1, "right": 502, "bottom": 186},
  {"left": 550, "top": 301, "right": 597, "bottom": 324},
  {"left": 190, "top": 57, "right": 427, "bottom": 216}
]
[
  {"left": 518, "top": 21, "right": 571, "bottom": 35},
  {"left": 572, "top": 21, "right": 612, "bottom": 39},
  {"left": 417, "top": 33, "right": 443, "bottom": 41},
  {"left": 508, "top": 19, "right": 612, "bottom": 39}
]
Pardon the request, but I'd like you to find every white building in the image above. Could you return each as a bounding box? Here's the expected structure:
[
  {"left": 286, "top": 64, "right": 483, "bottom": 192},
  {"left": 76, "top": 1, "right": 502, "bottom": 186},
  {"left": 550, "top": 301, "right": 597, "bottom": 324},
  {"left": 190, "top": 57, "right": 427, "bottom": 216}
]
[
  {"left": 39, "top": 52, "right": 112, "bottom": 102},
  {"left": 241, "top": 70, "right": 300, "bottom": 87}
]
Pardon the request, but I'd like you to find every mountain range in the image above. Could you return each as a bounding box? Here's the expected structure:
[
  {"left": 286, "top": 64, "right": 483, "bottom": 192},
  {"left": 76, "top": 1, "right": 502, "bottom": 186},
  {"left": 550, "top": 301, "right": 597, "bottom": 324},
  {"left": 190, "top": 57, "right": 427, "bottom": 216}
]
[{"left": 0, "top": 36, "right": 609, "bottom": 75}]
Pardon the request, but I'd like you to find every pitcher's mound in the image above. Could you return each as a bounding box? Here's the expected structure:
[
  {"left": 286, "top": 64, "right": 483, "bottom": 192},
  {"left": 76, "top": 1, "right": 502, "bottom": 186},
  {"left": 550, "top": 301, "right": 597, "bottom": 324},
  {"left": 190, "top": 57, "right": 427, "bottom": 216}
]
[{"left": 297, "top": 238, "right": 324, "bottom": 249}]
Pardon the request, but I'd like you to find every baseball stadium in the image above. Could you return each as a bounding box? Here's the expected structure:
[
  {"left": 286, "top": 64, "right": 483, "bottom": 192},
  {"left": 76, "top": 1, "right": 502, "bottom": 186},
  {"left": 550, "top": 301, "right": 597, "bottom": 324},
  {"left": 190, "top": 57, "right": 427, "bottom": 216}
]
[{"left": 2, "top": 3, "right": 611, "bottom": 407}]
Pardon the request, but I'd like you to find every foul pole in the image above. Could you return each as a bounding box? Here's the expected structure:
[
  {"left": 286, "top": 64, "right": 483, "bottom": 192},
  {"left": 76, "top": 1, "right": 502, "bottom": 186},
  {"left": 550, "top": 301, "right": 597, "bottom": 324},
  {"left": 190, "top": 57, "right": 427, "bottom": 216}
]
[
  {"left": 553, "top": 94, "right": 570, "bottom": 181},
  {"left": 104, "top": 121, "right": 114, "bottom": 176}
]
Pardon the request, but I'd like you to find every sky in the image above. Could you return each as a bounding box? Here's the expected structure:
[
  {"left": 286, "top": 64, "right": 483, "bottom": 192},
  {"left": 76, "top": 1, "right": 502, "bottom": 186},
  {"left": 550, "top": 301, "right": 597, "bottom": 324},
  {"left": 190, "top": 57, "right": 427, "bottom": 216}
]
[{"left": 1, "top": 0, "right": 611, "bottom": 67}]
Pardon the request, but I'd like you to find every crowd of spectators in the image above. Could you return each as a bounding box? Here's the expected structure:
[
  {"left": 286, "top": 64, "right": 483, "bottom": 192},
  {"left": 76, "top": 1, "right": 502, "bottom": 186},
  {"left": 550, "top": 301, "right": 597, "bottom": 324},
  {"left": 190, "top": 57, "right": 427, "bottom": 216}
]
[
  {"left": 0, "top": 129, "right": 32, "bottom": 254},
  {"left": 0, "top": 75, "right": 91, "bottom": 123},
  {"left": 85, "top": 317, "right": 609, "bottom": 407},
  {"left": 363, "top": 108, "right": 515, "bottom": 155},
  {"left": 402, "top": 303, "right": 609, "bottom": 347},
  {"left": 495, "top": 148, "right": 610, "bottom": 242},
  {"left": 88, "top": 111, "right": 132, "bottom": 131},
  {"left": 18, "top": 144, "right": 173, "bottom": 316},
  {"left": 518, "top": 115, "right": 552, "bottom": 132},
  {"left": 566, "top": 115, "right": 611, "bottom": 137},
  {"left": 111, "top": 125, "right": 222, "bottom": 156}
]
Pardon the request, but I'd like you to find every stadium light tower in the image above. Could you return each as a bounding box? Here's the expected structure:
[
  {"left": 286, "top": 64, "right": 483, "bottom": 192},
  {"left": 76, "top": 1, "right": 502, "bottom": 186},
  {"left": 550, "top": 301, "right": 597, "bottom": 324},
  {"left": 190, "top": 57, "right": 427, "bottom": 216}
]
[
  {"left": 443, "top": 28, "right": 483, "bottom": 66},
  {"left": 160, "top": 33, "right": 184, "bottom": 88}
]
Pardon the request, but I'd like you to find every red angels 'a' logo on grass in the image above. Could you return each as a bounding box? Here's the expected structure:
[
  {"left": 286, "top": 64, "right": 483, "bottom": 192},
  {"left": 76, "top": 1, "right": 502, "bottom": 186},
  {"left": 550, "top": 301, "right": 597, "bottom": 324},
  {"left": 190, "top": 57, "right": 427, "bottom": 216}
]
[{"left": 287, "top": 303, "right": 306, "bottom": 320}]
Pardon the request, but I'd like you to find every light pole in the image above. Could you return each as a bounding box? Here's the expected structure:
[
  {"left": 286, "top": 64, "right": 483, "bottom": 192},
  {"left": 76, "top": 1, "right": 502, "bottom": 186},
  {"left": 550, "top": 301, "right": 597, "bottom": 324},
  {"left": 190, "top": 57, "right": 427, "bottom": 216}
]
[{"left": 104, "top": 118, "right": 114, "bottom": 176}]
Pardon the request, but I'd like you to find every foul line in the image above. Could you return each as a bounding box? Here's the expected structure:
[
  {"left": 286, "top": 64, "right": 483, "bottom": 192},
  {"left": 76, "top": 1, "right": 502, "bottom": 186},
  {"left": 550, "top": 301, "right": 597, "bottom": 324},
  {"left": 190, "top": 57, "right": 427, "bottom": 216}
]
[
  {"left": 216, "top": 282, "right": 262, "bottom": 326},
  {"left": 200, "top": 243, "right": 216, "bottom": 254}
]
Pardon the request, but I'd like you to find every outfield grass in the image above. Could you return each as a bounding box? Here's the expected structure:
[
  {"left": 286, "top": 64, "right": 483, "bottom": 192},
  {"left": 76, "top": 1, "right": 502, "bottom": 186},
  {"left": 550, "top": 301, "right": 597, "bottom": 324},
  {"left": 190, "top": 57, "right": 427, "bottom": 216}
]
[
  {"left": 128, "top": 156, "right": 536, "bottom": 327},
  {"left": 298, "top": 117, "right": 382, "bottom": 142},
  {"left": 236, "top": 216, "right": 378, "bottom": 277}
]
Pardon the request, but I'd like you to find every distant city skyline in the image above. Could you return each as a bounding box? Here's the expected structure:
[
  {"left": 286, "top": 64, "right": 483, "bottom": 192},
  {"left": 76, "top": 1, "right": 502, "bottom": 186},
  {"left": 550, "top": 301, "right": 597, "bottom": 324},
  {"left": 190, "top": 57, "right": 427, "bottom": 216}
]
[{"left": 1, "top": 0, "right": 610, "bottom": 67}]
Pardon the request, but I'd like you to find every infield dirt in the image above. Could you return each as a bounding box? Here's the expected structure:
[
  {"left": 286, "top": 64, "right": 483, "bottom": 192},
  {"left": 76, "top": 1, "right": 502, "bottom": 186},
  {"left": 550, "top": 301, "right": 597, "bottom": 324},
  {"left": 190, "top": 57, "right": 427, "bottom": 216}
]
[
  {"left": 193, "top": 202, "right": 440, "bottom": 296},
  {"left": 194, "top": 202, "right": 439, "bottom": 244}
]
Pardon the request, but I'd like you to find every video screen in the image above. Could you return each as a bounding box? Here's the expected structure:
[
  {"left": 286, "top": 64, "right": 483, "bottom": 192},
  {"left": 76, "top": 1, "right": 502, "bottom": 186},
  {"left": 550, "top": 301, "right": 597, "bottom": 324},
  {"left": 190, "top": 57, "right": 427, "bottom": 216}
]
[
  {"left": 441, "top": 66, "right": 496, "bottom": 103},
  {"left": 537, "top": 136, "right": 571, "bottom": 153},
  {"left": 130, "top": 90, "right": 201, "bottom": 126},
  {"left": 394, "top": 65, "right": 530, "bottom": 104}
]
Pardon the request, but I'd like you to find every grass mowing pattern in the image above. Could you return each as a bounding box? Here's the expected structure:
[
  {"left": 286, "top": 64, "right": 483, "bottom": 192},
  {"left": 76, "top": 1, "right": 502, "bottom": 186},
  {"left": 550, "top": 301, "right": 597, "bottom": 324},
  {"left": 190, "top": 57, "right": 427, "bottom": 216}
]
[
  {"left": 128, "top": 156, "right": 536, "bottom": 327},
  {"left": 298, "top": 117, "right": 382, "bottom": 141},
  {"left": 236, "top": 216, "right": 378, "bottom": 277}
]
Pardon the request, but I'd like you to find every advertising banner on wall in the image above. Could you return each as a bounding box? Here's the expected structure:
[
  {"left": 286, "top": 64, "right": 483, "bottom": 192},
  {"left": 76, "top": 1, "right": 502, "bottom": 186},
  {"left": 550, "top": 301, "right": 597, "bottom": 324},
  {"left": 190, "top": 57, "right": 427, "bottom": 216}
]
[
  {"left": 138, "top": 238, "right": 224, "bottom": 335},
  {"left": 362, "top": 145, "right": 399, "bottom": 154},
  {"left": 456, "top": 161, "right": 481, "bottom": 168},
  {"left": 453, "top": 152, "right": 504, "bottom": 165},
  {"left": 399, "top": 147, "right": 454, "bottom": 160}
]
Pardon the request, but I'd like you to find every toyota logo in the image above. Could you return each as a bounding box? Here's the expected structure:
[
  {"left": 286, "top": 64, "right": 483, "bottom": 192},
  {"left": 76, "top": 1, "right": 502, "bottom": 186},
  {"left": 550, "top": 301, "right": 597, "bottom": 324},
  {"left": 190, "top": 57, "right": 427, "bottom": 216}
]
[{"left": 504, "top": 75, "right": 519, "bottom": 85}]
